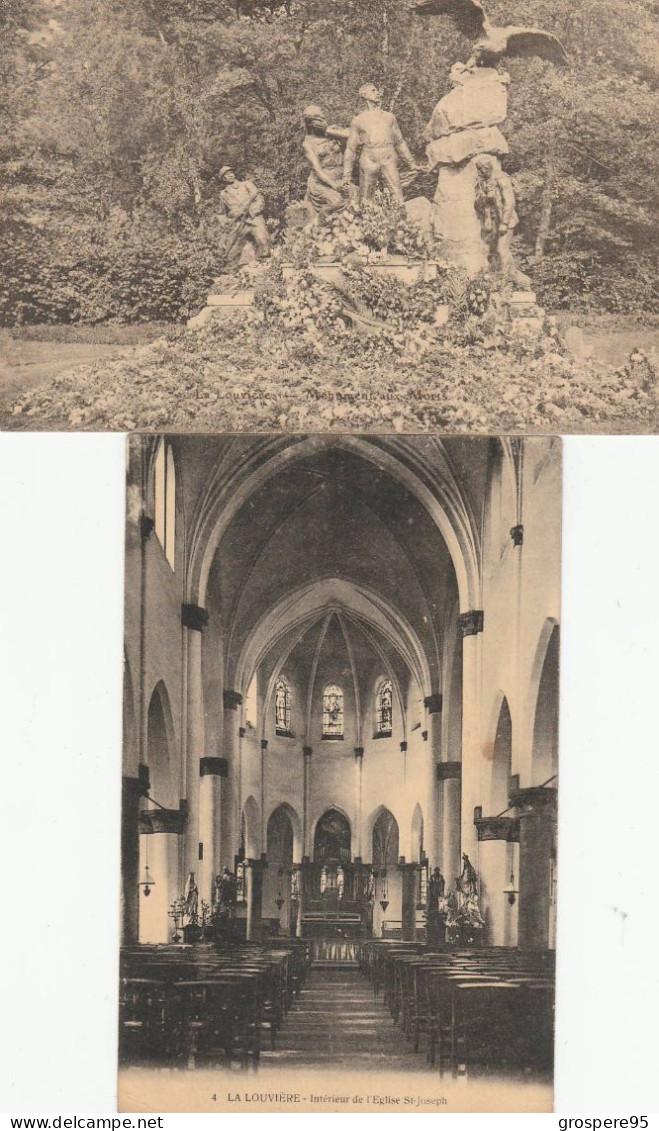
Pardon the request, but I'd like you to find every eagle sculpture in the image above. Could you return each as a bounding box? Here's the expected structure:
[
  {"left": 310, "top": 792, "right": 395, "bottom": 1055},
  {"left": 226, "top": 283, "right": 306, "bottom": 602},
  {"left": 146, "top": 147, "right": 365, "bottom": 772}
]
[{"left": 411, "top": 0, "right": 570, "bottom": 67}]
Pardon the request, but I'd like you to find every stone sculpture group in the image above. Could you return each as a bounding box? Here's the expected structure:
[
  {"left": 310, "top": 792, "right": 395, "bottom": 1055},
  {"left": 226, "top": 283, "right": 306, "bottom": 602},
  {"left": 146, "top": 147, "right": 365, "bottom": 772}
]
[{"left": 192, "top": 0, "right": 568, "bottom": 327}]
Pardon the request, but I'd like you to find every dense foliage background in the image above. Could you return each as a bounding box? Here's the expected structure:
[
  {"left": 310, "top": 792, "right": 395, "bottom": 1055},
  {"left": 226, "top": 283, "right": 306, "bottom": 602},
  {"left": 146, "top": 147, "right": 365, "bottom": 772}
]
[{"left": 1, "top": 0, "right": 658, "bottom": 324}]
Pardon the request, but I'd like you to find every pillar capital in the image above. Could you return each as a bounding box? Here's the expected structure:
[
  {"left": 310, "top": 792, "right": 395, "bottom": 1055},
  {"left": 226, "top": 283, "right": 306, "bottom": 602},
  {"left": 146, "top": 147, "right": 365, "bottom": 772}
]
[
  {"left": 437, "top": 761, "right": 461, "bottom": 782},
  {"left": 354, "top": 746, "right": 364, "bottom": 760},
  {"left": 124, "top": 764, "right": 150, "bottom": 798},
  {"left": 510, "top": 786, "right": 558, "bottom": 816},
  {"left": 474, "top": 810, "right": 519, "bottom": 843},
  {"left": 246, "top": 855, "right": 268, "bottom": 871},
  {"left": 199, "top": 756, "right": 228, "bottom": 778},
  {"left": 182, "top": 603, "right": 209, "bottom": 632},
  {"left": 424, "top": 693, "right": 443, "bottom": 714},
  {"left": 303, "top": 745, "right": 312, "bottom": 758},
  {"left": 139, "top": 804, "right": 187, "bottom": 835},
  {"left": 510, "top": 524, "right": 524, "bottom": 547},
  {"left": 458, "top": 610, "right": 484, "bottom": 637},
  {"left": 398, "top": 860, "right": 420, "bottom": 872},
  {"left": 223, "top": 689, "right": 242, "bottom": 711}
]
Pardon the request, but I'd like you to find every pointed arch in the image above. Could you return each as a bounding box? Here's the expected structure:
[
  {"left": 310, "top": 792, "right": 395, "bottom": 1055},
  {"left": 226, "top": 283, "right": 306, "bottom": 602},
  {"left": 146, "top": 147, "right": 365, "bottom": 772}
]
[
  {"left": 410, "top": 803, "right": 424, "bottom": 861},
  {"left": 371, "top": 807, "right": 400, "bottom": 867},
  {"left": 188, "top": 436, "right": 480, "bottom": 613},
  {"left": 266, "top": 802, "right": 302, "bottom": 862},
  {"left": 146, "top": 680, "right": 176, "bottom": 806},
  {"left": 487, "top": 692, "right": 513, "bottom": 814},
  {"left": 312, "top": 808, "right": 351, "bottom": 864},
  {"left": 531, "top": 622, "right": 560, "bottom": 785}
]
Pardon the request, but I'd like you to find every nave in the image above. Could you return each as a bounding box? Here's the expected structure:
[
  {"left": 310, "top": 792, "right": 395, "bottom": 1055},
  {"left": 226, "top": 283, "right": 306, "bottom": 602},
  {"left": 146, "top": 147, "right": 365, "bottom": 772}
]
[
  {"left": 121, "top": 435, "right": 561, "bottom": 1097},
  {"left": 120, "top": 940, "right": 554, "bottom": 1081}
]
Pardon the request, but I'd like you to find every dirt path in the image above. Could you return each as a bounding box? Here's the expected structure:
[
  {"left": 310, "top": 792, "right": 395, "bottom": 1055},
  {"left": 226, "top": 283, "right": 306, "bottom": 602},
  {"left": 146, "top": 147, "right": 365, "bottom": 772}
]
[{"left": 0, "top": 341, "right": 136, "bottom": 429}]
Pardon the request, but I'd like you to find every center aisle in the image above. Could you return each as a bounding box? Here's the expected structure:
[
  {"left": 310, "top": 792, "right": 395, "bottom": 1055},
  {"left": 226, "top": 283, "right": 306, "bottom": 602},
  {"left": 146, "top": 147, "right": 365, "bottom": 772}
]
[{"left": 260, "top": 967, "right": 423, "bottom": 1070}]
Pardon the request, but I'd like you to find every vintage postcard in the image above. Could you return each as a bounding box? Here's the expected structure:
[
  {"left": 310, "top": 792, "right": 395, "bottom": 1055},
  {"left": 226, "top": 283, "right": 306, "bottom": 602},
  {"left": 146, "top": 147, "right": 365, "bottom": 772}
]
[
  {"left": 2, "top": 1, "right": 657, "bottom": 434},
  {"left": 119, "top": 432, "right": 560, "bottom": 1113}
]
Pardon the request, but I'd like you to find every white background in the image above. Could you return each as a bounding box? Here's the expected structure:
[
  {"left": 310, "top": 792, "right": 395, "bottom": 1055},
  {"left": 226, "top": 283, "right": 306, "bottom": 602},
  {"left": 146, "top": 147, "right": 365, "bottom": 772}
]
[{"left": 1, "top": 433, "right": 658, "bottom": 1115}]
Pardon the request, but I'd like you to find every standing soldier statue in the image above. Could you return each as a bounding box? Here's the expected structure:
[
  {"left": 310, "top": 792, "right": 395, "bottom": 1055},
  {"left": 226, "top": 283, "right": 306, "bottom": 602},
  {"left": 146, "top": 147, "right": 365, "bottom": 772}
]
[
  {"left": 218, "top": 165, "right": 270, "bottom": 270},
  {"left": 342, "top": 83, "right": 422, "bottom": 205}
]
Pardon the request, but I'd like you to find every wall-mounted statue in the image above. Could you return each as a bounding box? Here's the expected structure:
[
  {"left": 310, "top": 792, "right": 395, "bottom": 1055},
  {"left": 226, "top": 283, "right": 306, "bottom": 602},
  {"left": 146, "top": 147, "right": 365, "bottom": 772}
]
[
  {"left": 218, "top": 165, "right": 270, "bottom": 269},
  {"left": 342, "top": 83, "right": 422, "bottom": 205}
]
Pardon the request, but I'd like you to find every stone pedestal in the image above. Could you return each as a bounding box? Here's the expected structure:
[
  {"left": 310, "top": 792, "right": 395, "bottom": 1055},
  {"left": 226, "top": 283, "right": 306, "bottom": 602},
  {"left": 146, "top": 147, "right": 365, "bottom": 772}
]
[
  {"left": 188, "top": 290, "right": 255, "bottom": 330},
  {"left": 282, "top": 259, "right": 440, "bottom": 290},
  {"left": 432, "top": 162, "right": 488, "bottom": 277}
]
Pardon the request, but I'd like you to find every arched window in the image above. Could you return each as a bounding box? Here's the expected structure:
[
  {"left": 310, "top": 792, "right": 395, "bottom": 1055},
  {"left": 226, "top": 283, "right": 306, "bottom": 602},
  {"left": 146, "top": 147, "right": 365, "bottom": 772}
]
[
  {"left": 274, "top": 675, "right": 292, "bottom": 735},
  {"left": 322, "top": 684, "right": 344, "bottom": 739},
  {"left": 375, "top": 678, "right": 393, "bottom": 737},
  {"left": 154, "top": 440, "right": 176, "bottom": 569},
  {"left": 245, "top": 673, "right": 258, "bottom": 729}
]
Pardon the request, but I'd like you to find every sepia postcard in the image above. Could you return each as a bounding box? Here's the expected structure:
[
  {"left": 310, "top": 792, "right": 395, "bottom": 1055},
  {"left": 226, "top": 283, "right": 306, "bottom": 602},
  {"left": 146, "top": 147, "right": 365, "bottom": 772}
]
[
  {"left": 119, "top": 432, "right": 560, "bottom": 1113},
  {"left": 1, "top": 1, "right": 657, "bottom": 435}
]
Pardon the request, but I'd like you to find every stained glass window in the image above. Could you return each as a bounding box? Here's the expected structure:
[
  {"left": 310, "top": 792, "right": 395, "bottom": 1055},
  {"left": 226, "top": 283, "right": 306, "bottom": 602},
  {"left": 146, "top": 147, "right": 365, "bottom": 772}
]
[
  {"left": 275, "top": 676, "right": 292, "bottom": 734},
  {"left": 375, "top": 679, "right": 393, "bottom": 736},
  {"left": 322, "top": 684, "right": 344, "bottom": 738}
]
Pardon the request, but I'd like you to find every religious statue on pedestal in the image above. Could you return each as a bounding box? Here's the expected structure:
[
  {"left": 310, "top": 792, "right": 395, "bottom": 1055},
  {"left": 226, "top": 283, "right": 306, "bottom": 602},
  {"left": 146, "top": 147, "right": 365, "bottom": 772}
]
[
  {"left": 213, "top": 865, "right": 237, "bottom": 916},
  {"left": 184, "top": 870, "right": 199, "bottom": 925}
]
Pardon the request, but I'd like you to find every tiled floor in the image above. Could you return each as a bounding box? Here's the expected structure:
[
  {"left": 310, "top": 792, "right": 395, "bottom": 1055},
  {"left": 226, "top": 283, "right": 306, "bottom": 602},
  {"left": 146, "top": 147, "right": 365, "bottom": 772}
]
[{"left": 261, "top": 967, "right": 422, "bottom": 1070}]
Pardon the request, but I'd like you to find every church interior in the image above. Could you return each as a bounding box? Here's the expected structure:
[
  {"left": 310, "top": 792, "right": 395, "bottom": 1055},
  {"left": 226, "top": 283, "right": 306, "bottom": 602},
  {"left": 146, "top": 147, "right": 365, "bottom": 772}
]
[{"left": 120, "top": 433, "right": 560, "bottom": 1081}]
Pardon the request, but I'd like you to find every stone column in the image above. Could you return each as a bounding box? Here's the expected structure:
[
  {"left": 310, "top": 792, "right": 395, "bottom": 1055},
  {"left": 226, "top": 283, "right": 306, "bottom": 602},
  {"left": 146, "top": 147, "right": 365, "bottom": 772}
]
[
  {"left": 182, "top": 604, "right": 208, "bottom": 877},
  {"left": 121, "top": 765, "right": 149, "bottom": 945},
  {"left": 199, "top": 757, "right": 228, "bottom": 909},
  {"left": 295, "top": 859, "right": 314, "bottom": 939},
  {"left": 474, "top": 811, "right": 519, "bottom": 947},
  {"left": 399, "top": 861, "right": 419, "bottom": 941},
  {"left": 245, "top": 856, "right": 267, "bottom": 942},
  {"left": 138, "top": 804, "right": 187, "bottom": 944},
  {"left": 459, "top": 611, "right": 484, "bottom": 864},
  {"left": 260, "top": 739, "right": 268, "bottom": 852},
  {"left": 437, "top": 762, "right": 462, "bottom": 888},
  {"left": 223, "top": 689, "right": 243, "bottom": 859},
  {"left": 302, "top": 746, "right": 312, "bottom": 860},
  {"left": 510, "top": 786, "right": 557, "bottom": 950},
  {"left": 353, "top": 747, "right": 364, "bottom": 861},
  {"left": 424, "top": 694, "right": 442, "bottom": 867}
]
